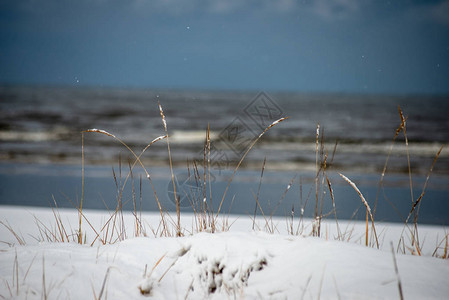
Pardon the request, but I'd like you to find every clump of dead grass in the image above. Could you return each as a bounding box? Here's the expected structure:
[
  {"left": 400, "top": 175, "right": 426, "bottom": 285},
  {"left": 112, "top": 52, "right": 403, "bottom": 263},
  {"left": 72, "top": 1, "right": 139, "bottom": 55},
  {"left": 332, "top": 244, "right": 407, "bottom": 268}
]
[{"left": 1, "top": 103, "right": 446, "bottom": 260}]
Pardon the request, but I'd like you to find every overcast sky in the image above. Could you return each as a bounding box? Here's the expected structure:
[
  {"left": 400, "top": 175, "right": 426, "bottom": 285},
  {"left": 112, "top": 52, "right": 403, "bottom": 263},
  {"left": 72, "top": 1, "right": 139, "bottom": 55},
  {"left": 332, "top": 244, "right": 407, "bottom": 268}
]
[{"left": 1, "top": 0, "right": 448, "bottom": 94}]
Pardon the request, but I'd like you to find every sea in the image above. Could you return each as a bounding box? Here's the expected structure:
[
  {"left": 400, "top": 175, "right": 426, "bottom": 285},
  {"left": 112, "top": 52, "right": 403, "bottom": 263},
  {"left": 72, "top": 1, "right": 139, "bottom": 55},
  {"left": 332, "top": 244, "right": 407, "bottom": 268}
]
[{"left": 1, "top": 85, "right": 448, "bottom": 225}]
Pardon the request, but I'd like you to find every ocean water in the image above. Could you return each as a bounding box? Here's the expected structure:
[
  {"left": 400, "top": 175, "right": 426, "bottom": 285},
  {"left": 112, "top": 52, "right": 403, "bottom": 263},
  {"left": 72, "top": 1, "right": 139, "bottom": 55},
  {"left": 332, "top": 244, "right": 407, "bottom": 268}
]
[{"left": 1, "top": 86, "right": 448, "bottom": 225}]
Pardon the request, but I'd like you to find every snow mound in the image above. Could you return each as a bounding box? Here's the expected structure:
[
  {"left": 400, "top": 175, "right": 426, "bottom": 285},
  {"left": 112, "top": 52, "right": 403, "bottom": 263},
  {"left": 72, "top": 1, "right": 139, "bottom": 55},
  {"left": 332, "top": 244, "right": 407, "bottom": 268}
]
[
  {"left": 1, "top": 207, "right": 448, "bottom": 299},
  {"left": 140, "top": 233, "right": 269, "bottom": 297}
]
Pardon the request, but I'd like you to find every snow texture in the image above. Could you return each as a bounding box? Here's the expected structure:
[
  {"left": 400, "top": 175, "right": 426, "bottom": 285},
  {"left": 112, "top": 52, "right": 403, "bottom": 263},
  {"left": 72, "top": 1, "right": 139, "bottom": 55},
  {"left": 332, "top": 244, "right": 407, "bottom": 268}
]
[{"left": 0, "top": 206, "right": 448, "bottom": 299}]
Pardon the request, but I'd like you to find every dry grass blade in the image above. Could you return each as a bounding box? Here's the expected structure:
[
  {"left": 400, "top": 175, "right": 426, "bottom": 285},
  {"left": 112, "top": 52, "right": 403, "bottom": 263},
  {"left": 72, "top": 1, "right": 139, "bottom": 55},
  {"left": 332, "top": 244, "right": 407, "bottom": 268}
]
[
  {"left": 184, "top": 278, "right": 194, "bottom": 300},
  {"left": 407, "top": 145, "right": 443, "bottom": 223},
  {"left": 13, "top": 249, "right": 18, "bottom": 296},
  {"left": 22, "top": 253, "right": 38, "bottom": 285},
  {"left": 98, "top": 267, "right": 112, "bottom": 300},
  {"left": 390, "top": 241, "right": 404, "bottom": 300},
  {"left": 158, "top": 257, "right": 178, "bottom": 283},
  {"left": 270, "top": 174, "right": 297, "bottom": 218},
  {"left": 398, "top": 105, "right": 414, "bottom": 204},
  {"left": 82, "top": 128, "right": 168, "bottom": 237},
  {"left": 398, "top": 107, "right": 441, "bottom": 255},
  {"left": 326, "top": 175, "right": 341, "bottom": 239},
  {"left": 296, "top": 176, "right": 315, "bottom": 236},
  {"left": 250, "top": 189, "right": 271, "bottom": 233},
  {"left": 339, "top": 173, "right": 379, "bottom": 248},
  {"left": 80, "top": 132, "right": 85, "bottom": 244},
  {"left": 215, "top": 117, "right": 289, "bottom": 219},
  {"left": 432, "top": 233, "right": 449, "bottom": 258},
  {"left": 42, "top": 255, "right": 47, "bottom": 300},
  {"left": 317, "top": 147, "right": 327, "bottom": 237},
  {"left": 295, "top": 177, "right": 305, "bottom": 235},
  {"left": 59, "top": 195, "right": 105, "bottom": 245},
  {"left": 125, "top": 135, "right": 167, "bottom": 182},
  {"left": 158, "top": 102, "right": 181, "bottom": 237},
  {"left": 374, "top": 120, "right": 405, "bottom": 218},
  {"left": 253, "top": 157, "right": 266, "bottom": 230},
  {"left": 139, "top": 253, "right": 167, "bottom": 295},
  {"left": 329, "top": 140, "right": 338, "bottom": 166},
  {"left": 339, "top": 174, "right": 371, "bottom": 215},
  {"left": 314, "top": 122, "right": 320, "bottom": 232},
  {"left": 89, "top": 131, "right": 165, "bottom": 199},
  {"left": 50, "top": 196, "right": 70, "bottom": 242},
  {"left": 0, "top": 221, "right": 26, "bottom": 246},
  {"left": 84, "top": 128, "right": 116, "bottom": 137},
  {"left": 206, "top": 123, "right": 214, "bottom": 231},
  {"left": 398, "top": 105, "right": 420, "bottom": 250},
  {"left": 300, "top": 275, "right": 312, "bottom": 300}
]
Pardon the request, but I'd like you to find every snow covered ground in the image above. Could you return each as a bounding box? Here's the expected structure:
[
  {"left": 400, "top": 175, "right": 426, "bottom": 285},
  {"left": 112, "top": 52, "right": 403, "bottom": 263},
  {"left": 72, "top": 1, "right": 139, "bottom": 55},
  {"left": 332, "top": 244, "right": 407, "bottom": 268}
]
[{"left": 1, "top": 205, "right": 448, "bottom": 299}]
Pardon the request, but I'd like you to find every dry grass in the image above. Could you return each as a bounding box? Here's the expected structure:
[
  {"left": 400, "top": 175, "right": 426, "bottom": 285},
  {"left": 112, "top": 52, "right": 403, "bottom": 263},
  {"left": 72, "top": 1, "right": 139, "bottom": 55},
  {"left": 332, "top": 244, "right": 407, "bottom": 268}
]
[
  {"left": 1, "top": 103, "right": 446, "bottom": 260},
  {"left": 390, "top": 241, "right": 404, "bottom": 300},
  {"left": 252, "top": 157, "right": 266, "bottom": 230},
  {"left": 339, "top": 173, "right": 379, "bottom": 248},
  {"left": 92, "top": 266, "right": 112, "bottom": 300},
  {"left": 158, "top": 102, "right": 181, "bottom": 237},
  {"left": 0, "top": 221, "right": 25, "bottom": 246},
  {"left": 432, "top": 232, "right": 449, "bottom": 259},
  {"left": 187, "top": 124, "right": 217, "bottom": 233}
]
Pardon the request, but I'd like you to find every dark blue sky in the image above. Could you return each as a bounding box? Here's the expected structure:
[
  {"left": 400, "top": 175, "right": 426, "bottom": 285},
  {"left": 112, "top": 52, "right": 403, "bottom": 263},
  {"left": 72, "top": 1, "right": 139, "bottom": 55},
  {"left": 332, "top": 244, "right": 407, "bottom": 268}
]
[{"left": 1, "top": 0, "right": 448, "bottom": 94}]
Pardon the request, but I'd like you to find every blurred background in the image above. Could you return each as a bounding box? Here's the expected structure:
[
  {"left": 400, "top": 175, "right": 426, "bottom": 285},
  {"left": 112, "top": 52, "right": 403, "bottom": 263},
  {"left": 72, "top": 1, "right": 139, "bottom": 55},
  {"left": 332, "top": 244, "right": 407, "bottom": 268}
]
[
  {"left": 1, "top": 0, "right": 449, "bottom": 224},
  {"left": 1, "top": 0, "right": 449, "bottom": 93}
]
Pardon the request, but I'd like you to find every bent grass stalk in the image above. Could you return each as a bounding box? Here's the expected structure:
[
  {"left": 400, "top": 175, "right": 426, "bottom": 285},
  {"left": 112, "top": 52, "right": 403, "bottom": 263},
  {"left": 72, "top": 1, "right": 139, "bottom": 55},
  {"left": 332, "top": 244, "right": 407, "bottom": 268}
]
[
  {"left": 432, "top": 232, "right": 449, "bottom": 258},
  {"left": 81, "top": 128, "right": 167, "bottom": 240},
  {"left": 339, "top": 173, "right": 379, "bottom": 248},
  {"left": 326, "top": 174, "right": 341, "bottom": 240},
  {"left": 0, "top": 221, "right": 25, "bottom": 246}
]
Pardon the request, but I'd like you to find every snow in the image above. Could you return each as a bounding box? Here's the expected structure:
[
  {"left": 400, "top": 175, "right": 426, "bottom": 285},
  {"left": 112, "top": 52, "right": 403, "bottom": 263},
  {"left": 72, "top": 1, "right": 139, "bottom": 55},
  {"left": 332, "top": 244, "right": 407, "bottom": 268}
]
[{"left": 0, "top": 206, "right": 448, "bottom": 299}]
